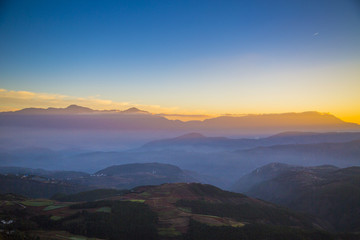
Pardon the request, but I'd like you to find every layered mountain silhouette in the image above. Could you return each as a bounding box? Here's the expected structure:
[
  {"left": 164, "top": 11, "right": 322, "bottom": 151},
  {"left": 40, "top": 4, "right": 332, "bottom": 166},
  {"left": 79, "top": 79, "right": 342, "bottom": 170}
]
[
  {"left": 8, "top": 105, "right": 149, "bottom": 115},
  {"left": 141, "top": 131, "right": 360, "bottom": 152},
  {"left": 1, "top": 105, "right": 359, "bottom": 135}
]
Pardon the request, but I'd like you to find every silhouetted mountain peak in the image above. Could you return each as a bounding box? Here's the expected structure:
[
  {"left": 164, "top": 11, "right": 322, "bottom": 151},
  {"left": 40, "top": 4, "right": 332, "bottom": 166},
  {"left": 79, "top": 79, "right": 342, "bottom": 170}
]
[
  {"left": 122, "top": 107, "right": 148, "bottom": 114},
  {"left": 13, "top": 104, "right": 95, "bottom": 114},
  {"left": 65, "top": 105, "right": 94, "bottom": 112},
  {"left": 175, "top": 133, "right": 206, "bottom": 139}
]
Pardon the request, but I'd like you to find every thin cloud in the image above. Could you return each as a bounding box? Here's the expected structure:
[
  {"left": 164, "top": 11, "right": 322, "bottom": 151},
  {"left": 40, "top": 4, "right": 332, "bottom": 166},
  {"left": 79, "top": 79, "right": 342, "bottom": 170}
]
[
  {"left": 313, "top": 32, "right": 319, "bottom": 36},
  {"left": 0, "top": 88, "right": 175, "bottom": 114}
]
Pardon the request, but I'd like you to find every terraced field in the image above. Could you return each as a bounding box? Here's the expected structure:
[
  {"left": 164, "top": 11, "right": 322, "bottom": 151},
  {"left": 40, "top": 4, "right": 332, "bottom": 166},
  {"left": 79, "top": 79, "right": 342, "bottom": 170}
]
[{"left": 118, "top": 183, "right": 253, "bottom": 236}]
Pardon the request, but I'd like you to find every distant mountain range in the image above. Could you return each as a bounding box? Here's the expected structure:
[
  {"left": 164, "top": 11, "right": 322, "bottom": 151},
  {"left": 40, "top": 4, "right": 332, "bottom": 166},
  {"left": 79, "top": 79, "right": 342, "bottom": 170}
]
[
  {"left": 232, "top": 163, "right": 360, "bottom": 232},
  {"left": 1, "top": 105, "right": 359, "bottom": 136},
  {"left": 1, "top": 131, "right": 360, "bottom": 188},
  {"left": 7, "top": 104, "right": 149, "bottom": 115}
]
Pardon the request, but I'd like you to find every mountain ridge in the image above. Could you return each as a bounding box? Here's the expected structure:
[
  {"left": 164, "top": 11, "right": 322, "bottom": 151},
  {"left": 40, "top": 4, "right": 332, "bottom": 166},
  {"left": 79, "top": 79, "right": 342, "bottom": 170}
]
[
  {"left": 3, "top": 104, "right": 150, "bottom": 115},
  {"left": 1, "top": 105, "right": 359, "bottom": 136}
]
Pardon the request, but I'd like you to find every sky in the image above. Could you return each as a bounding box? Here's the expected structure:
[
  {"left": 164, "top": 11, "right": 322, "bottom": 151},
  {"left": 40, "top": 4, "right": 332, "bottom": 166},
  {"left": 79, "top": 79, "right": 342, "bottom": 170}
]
[{"left": 0, "top": 0, "right": 360, "bottom": 122}]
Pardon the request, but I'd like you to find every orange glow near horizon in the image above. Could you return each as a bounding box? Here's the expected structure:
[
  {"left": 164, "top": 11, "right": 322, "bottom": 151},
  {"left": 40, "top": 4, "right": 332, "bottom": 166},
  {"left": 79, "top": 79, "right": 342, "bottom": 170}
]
[{"left": 1, "top": 105, "right": 360, "bottom": 125}]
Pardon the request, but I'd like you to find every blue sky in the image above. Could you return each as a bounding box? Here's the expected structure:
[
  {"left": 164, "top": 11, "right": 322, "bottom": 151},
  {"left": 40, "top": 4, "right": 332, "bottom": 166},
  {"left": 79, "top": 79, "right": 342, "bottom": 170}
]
[{"left": 0, "top": 0, "right": 359, "bottom": 121}]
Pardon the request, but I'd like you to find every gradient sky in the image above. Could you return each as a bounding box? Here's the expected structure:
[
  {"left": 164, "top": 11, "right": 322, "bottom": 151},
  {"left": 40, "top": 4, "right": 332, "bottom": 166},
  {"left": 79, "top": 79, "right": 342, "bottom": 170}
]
[{"left": 0, "top": 0, "right": 359, "bottom": 122}]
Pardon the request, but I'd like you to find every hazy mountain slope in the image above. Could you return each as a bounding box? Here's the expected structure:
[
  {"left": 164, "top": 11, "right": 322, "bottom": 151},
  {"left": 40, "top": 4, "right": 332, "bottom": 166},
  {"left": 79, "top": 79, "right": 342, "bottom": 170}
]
[
  {"left": 264, "top": 131, "right": 360, "bottom": 144},
  {"left": 140, "top": 133, "right": 256, "bottom": 152},
  {"left": 237, "top": 140, "right": 360, "bottom": 167},
  {"left": 140, "top": 131, "right": 360, "bottom": 152},
  {"left": 70, "top": 139, "right": 360, "bottom": 183},
  {"left": 1, "top": 139, "right": 359, "bottom": 189},
  {"left": 232, "top": 164, "right": 360, "bottom": 232}
]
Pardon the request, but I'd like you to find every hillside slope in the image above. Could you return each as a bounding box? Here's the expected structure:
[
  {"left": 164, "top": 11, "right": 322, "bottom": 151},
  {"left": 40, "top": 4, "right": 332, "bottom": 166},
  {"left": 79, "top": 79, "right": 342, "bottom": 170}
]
[
  {"left": 2, "top": 183, "right": 359, "bottom": 240},
  {"left": 233, "top": 164, "right": 360, "bottom": 232}
]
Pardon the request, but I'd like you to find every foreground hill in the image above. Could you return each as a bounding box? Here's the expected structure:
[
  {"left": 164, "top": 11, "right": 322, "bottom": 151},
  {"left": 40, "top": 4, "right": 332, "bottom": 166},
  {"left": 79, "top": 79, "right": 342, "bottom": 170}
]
[
  {"left": 232, "top": 163, "right": 360, "bottom": 232},
  {"left": 3, "top": 183, "right": 357, "bottom": 240},
  {"left": 120, "top": 183, "right": 329, "bottom": 234}
]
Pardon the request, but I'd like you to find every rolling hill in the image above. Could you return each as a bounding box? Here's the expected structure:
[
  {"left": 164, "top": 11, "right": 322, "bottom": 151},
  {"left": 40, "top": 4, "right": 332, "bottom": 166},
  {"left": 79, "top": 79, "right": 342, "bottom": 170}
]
[
  {"left": 81, "top": 162, "right": 200, "bottom": 189},
  {"left": 0, "top": 163, "right": 206, "bottom": 197}
]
